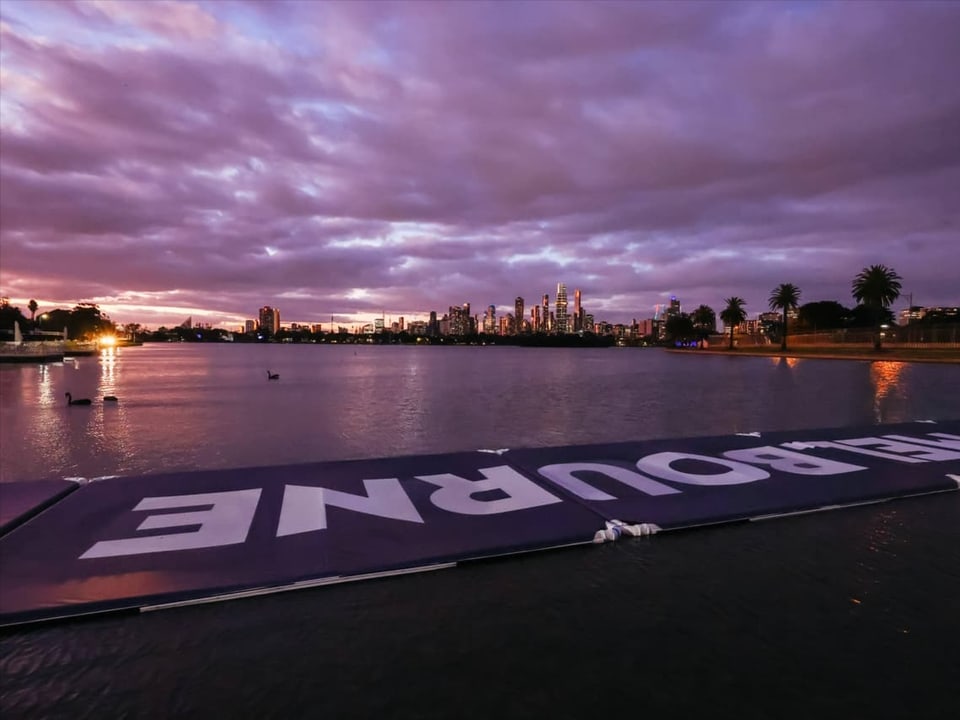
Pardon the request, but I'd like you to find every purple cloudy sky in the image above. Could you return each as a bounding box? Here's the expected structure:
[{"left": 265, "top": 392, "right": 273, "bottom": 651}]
[{"left": 1, "top": 0, "right": 958, "bottom": 329}]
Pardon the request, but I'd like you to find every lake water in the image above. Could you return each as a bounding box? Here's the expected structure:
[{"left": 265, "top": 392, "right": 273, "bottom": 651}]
[{"left": 1, "top": 345, "right": 958, "bottom": 718}]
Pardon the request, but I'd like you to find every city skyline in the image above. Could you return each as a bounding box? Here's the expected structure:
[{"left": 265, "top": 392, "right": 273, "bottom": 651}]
[{"left": 2, "top": 1, "right": 959, "bottom": 328}]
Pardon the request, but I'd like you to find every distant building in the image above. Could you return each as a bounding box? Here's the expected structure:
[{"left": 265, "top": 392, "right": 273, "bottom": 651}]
[
  {"left": 531, "top": 305, "right": 541, "bottom": 333},
  {"left": 573, "top": 288, "right": 582, "bottom": 332},
  {"left": 666, "top": 295, "right": 681, "bottom": 319},
  {"left": 244, "top": 320, "right": 255, "bottom": 333},
  {"left": 483, "top": 305, "right": 497, "bottom": 334},
  {"left": 448, "top": 304, "right": 471, "bottom": 335},
  {"left": 901, "top": 306, "right": 958, "bottom": 324},
  {"left": 636, "top": 318, "right": 655, "bottom": 337},
  {"left": 259, "top": 306, "right": 280, "bottom": 336},
  {"left": 514, "top": 297, "right": 524, "bottom": 335},
  {"left": 583, "top": 313, "right": 594, "bottom": 334},
  {"left": 542, "top": 294, "right": 550, "bottom": 333},
  {"left": 556, "top": 283, "right": 568, "bottom": 333}
]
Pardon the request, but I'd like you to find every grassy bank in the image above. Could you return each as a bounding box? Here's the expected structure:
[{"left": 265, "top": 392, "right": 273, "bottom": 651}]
[{"left": 665, "top": 345, "right": 960, "bottom": 364}]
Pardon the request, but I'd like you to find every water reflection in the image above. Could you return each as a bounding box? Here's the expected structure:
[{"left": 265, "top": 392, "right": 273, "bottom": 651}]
[
  {"left": 99, "top": 347, "right": 117, "bottom": 397},
  {"left": 768, "top": 356, "right": 800, "bottom": 369},
  {"left": 870, "top": 362, "right": 907, "bottom": 423},
  {"left": 3, "top": 346, "right": 958, "bottom": 483}
]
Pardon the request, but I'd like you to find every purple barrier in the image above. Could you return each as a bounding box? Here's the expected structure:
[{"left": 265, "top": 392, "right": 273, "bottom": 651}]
[
  {"left": 0, "top": 421, "right": 957, "bottom": 627},
  {"left": 505, "top": 421, "right": 960, "bottom": 530},
  {"left": 0, "top": 452, "right": 604, "bottom": 626},
  {"left": 0, "top": 479, "right": 78, "bottom": 536}
]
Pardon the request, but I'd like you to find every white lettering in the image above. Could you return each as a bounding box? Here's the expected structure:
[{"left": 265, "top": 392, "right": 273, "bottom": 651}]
[
  {"left": 725, "top": 446, "right": 867, "bottom": 475},
  {"left": 881, "top": 434, "right": 960, "bottom": 455},
  {"left": 636, "top": 453, "right": 769, "bottom": 486},
  {"left": 537, "top": 462, "right": 680, "bottom": 499},
  {"left": 80, "top": 489, "right": 262, "bottom": 559},
  {"left": 416, "top": 465, "right": 562, "bottom": 515},
  {"left": 781, "top": 440, "right": 927, "bottom": 464},
  {"left": 836, "top": 437, "right": 960, "bottom": 462},
  {"left": 276, "top": 479, "right": 423, "bottom": 537}
]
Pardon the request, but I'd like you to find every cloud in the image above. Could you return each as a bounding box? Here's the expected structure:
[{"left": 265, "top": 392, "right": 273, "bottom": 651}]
[{"left": 1, "top": 0, "right": 958, "bottom": 327}]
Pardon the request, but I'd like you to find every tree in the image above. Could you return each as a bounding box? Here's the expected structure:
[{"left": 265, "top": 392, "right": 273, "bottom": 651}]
[
  {"left": 720, "top": 297, "right": 747, "bottom": 350},
  {"left": 28, "top": 299, "right": 38, "bottom": 324},
  {"left": 0, "top": 299, "right": 28, "bottom": 339},
  {"left": 691, "top": 304, "right": 716, "bottom": 342},
  {"left": 851, "top": 264, "right": 902, "bottom": 350},
  {"left": 665, "top": 313, "right": 696, "bottom": 345},
  {"left": 798, "top": 301, "right": 849, "bottom": 330},
  {"left": 768, "top": 283, "right": 800, "bottom": 352}
]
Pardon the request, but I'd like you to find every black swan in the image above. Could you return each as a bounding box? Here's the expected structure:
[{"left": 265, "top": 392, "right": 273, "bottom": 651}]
[
  {"left": 267, "top": 370, "right": 279, "bottom": 380},
  {"left": 65, "top": 392, "right": 92, "bottom": 406}
]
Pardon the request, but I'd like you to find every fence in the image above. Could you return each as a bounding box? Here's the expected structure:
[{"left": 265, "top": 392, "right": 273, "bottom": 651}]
[{"left": 717, "top": 324, "right": 960, "bottom": 349}]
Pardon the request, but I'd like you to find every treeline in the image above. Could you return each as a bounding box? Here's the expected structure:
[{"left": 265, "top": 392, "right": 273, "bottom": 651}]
[{"left": 0, "top": 300, "right": 116, "bottom": 340}]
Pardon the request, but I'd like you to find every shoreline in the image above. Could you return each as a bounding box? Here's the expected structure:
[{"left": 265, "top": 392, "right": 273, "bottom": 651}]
[{"left": 665, "top": 346, "right": 960, "bottom": 364}]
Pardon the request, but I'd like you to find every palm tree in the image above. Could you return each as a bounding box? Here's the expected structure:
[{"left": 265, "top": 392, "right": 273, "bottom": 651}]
[
  {"left": 28, "top": 299, "right": 38, "bottom": 324},
  {"left": 691, "top": 304, "right": 716, "bottom": 346},
  {"left": 720, "top": 297, "right": 747, "bottom": 350},
  {"left": 768, "top": 283, "right": 800, "bottom": 352},
  {"left": 851, "top": 264, "right": 902, "bottom": 350}
]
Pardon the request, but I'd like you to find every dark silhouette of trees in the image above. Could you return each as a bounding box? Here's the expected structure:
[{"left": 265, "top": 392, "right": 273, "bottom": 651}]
[
  {"left": 720, "top": 297, "right": 747, "bottom": 350},
  {"left": 0, "top": 298, "right": 28, "bottom": 338},
  {"left": 691, "top": 304, "right": 716, "bottom": 343},
  {"left": 797, "top": 301, "right": 849, "bottom": 330},
  {"left": 28, "top": 299, "right": 38, "bottom": 324},
  {"left": 768, "top": 283, "right": 800, "bottom": 351},
  {"left": 852, "top": 265, "right": 902, "bottom": 350},
  {"left": 665, "top": 313, "right": 696, "bottom": 344}
]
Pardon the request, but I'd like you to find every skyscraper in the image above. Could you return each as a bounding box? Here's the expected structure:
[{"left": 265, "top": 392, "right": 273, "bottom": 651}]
[
  {"left": 542, "top": 294, "right": 550, "bottom": 333},
  {"left": 556, "top": 283, "right": 568, "bottom": 334},
  {"left": 259, "top": 306, "right": 280, "bottom": 336},
  {"left": 514, "top": 296, "right": 524, "bottom": 335},
  {"left": 574, "top": 288, "right": 582, "bottom": 332},
  {"left": 532, "top": 305, "right": 541, "bottom": 333},
  {"left": 483, "top": 305, "right": 497, "bottom": 334}
]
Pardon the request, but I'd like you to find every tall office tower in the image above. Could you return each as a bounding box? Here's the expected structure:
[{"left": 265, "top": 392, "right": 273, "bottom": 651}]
[
  {"left": 668, "top": 295, "right": 681, "bottom": 318},
  {"left": 259, "top": 306, "right": 280, "bottom": 336},
  {"left": 532, "top": 305, "right": 541, "bottom": 332},
  {"left": 429, "top": 310, "right": 438, "bottom": 337},
  {"left": 483, "top": 305, "right": 497, "bottom": 334},
  {"left": 542, "top": 294, "right": 550, "bottom": 333},
  {"left": 556, "top": 283, "right": 568, "bottom": 334},
  {"left": 449, "top": 305, "right": 463, "bottom": 335},
  {"left": 398, "top": 317, "right": 405, "bottom": 332},
  {"left": 514, "top": 297, "right": 524, "bottom": 335},
  {"left": 573, "top": 289, "right": 582, "bottom": 332},
  {"left": 244, "top": 320, "right": 255, "bottom": 333}
]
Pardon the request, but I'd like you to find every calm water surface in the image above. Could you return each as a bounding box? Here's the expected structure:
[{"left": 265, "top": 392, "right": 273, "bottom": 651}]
[
  {"left": 2, "top": 344, "right": 957, "bottom": 481},
  {"left": 1, "top": 345, "right": 958, "bottom": 719}
]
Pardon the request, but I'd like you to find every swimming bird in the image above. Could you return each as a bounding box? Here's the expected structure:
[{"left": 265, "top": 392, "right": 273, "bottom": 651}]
[
  {"left": 267, "top": 370, "right": 279, "bottom": 380},
  {"left": 103, "top": 395, "right": 119, "bottom": 402},
  {"left": 65, "top": 392, "right": 92, "bottom": 406}
]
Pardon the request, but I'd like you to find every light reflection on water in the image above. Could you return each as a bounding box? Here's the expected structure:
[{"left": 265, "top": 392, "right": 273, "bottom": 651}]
[
  {"left": 870, "top": 361, "right": 907, "bottom": 422},
  {"left": 1, "top": 345, "right": 958, "bottom": 482}
]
